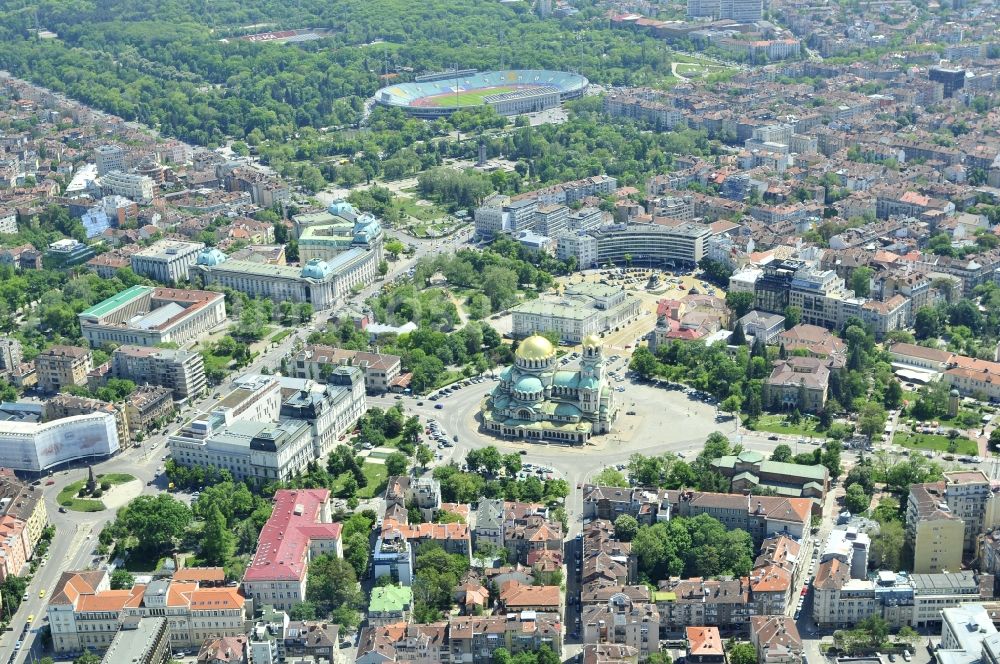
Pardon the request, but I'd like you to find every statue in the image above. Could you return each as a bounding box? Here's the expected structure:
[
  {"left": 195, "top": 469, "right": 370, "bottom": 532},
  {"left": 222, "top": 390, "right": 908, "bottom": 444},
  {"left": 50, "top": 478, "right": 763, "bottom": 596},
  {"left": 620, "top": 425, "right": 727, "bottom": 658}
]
[{"left": 85, "top": 465, "right": 96, "bottom": 495}]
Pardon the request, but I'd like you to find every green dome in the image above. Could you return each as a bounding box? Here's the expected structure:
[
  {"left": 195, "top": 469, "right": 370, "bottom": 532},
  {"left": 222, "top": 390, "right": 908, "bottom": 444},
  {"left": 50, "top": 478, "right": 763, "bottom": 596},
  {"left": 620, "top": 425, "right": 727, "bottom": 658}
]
[
  {"left": 514, "top": 376, "right": 543, "bottom": 394},
  {"left": 737, "top": 450, "right": 765, "bottom": 464}
]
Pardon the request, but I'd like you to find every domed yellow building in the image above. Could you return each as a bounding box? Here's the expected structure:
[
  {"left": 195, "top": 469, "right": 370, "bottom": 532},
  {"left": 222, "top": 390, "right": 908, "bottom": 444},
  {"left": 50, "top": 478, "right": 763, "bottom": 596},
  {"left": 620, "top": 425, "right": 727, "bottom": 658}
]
[{"left": 481, "top": 333, "right": 618, "bottom": 445}]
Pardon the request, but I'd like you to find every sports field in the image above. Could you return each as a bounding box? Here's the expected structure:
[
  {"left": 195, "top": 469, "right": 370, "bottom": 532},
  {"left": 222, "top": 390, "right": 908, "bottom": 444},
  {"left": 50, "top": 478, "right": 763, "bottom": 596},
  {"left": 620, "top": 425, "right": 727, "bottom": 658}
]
[{"left": 412, "top": 84, "right": 521, "bottom": 108}]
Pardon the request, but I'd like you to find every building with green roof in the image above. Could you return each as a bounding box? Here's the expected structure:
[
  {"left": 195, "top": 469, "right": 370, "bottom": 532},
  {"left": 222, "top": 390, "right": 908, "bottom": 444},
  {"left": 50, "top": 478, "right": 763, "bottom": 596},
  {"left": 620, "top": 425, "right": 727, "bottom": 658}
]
[
  {"left": 368, "top": 585, "right": 413, "bottom": 626},
  {"left": 711, "top": 450, "right": 829, "bottom": 501},
  {"left": 79, "top": 286, "right": 227, "bottom": 348}
]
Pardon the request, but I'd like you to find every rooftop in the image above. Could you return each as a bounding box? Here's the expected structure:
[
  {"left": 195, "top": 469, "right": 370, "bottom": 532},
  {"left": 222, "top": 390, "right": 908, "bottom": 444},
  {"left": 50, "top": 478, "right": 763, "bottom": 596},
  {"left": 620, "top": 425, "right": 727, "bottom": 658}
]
[
  {"left": 79, "top": 285, "right": 154, "bottom": 319},
  {"left": 101, "top": 617, "right": 167, "bottom": 664},
  {"left": 369, "top": 585, "right": 413, "bottom": 614},
  {"left": 244, "top": 489, "right": 341, "bottom": 583}
]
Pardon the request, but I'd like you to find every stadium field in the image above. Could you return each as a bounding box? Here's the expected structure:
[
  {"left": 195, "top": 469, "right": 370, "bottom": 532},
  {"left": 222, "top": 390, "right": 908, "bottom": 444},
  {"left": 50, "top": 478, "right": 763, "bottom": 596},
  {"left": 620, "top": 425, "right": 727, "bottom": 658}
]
[{"left": 412, "top": 85, "right": 521, "bottom": 107}]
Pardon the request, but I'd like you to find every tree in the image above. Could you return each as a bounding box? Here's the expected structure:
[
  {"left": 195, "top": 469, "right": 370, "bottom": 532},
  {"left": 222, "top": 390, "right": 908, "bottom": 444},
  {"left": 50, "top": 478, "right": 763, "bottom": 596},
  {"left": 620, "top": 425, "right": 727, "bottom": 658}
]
[
  {"left": 869, "top": 519, "right": 904, "bottom": 571},
  {"left": 726, "top": 291, "right": 755, "bottom": 319},
  {"left": 307, "top": 554, "right": 363, "bottom": 616},
  {"left": 884, "top": 380, "right": 903, "bottom": 410},
  {"left": 385, "top": 238, "right": 406, "bottom": 259},
  {"left": 858, "top": 402, "right": 887, "bottom": 440},
  {"left": 730, "top": 322, "right": 746, "bottom": 346},
  {"left": 914, "top": 307, "right": 940, "bottom": 340},
  {"left": 502, "top": 453, "right": 522, "bottom": 477},
  {"left": 74, "top": 654, "right": 101, "bottom": 664},
  {"left": 720, "top": 395, "right": 742, "bottom": 418},
  {"left": 845, "top": 464, "right": 875, "bottom": 495},
  {"left": 821, "top": 440, "right": 843, "bottom": 479},
  {"left": 770, "top": 445, "right": 792, "bottom": 463},
  {"left": 728, "top": 642, "right": 758, "bottom": 664},
  {"left": 115, "top": 494, "right": 192, "bottom": 555},
  {"left": 850, "top": 267, "right": 873, "bottom": 297},
  {"left": 614, "top": 514, "right": 639, "bottom": 542},
  {"left": 630, "top": 346, "right": 659, "bottom": 379},
  {"left": 289, "top": 601, "right": 318, "bottom": 620},
  {"left": 344, "top": 532, "right": 370, "bottom": 577},
  {"left": 594, "top": 468, "right": 628, "bottom": 487},
  {"left": 110, "top": 568, "right": 135, "bottom": 590},
  {"left": 783, "top": 306, "right": 801, "bottom": 329},
  {"left": 416, "top": 445, "right": 434, "bottom": 469},
  {"left": 200, "top": 504, "right": 237, "bottom": 565},
  {"left": 990, "top": 428, "right": 1000, "bottom": 451},
  {"left": 385, "top": 452, "right": 409, "bottom": 477},
  {"left": 844, "top": 483, "right": 870, "bottom": 515}
]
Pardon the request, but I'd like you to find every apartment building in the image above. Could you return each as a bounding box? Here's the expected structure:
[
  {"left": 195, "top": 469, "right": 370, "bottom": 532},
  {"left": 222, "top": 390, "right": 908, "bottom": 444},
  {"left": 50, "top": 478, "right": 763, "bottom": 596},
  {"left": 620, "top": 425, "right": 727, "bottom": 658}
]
[
  {"left": 111, "top": 345, "right": 207, "bottom": 401},
  {"left": 655, "top": 577, "right": 752, "bottom": 636},
  {"left": 48, "top": 570, "right": 246, "bottom": 655},
  {"left": 356, "top": 613, "right": 562, "bottom": 663},
  {"left": 582, "top": 486, "right": 671, "bottom": 525},
  {"left": 47, "top": 393, "right": 132, "bottom": 449},
  {"left": 0, "top": 469, "right": 48, "bottom": 581},
  {"left": 248, "top": 606, "right": 341, "bottom": 664},
  {"left": 291, "top": 345, "right": 402, "bottom": 394},
  {"left": 35, "top": 345, "right": 93, "bottom": 392},
  {"left": 813, "top": 564, "right": 992, "bottom": 629},
  {"left": 372, "top": 527, "right": 414, "bottom": 586},
  {"left": 242, "top": 489, "right": 342, "bottom": 611},
  {"left": 95, "top": 144, "right": 126, "bottom": 176},
  {"left": 130, "top": 240, "right": 205, "bottom": 285},
  {"left": 100, "top": 171, "right": 155, "bottom": 203},
  {"left": 603, "top": 90, "right": 686, "bottom": 130},
  {"left": 749, "top": 616, "right": 803, "bottom": 664},
  {"left": 124, "top": 386, "right": 174, "bottom": 432},
  {"left": 907, "top": 471, "right": 1000, "bottom": 572},
  {"left": 687, "top": 626, "right": 725, "bottom": 664},
  {"left": 556, "top": 231, "right": 600, "bottom": 269},
  {"left": 0, "top": 337, "right": 23, "bottom": 372},
  {"left": 583, "top": 595, "right": 660, "bottom": 661}
]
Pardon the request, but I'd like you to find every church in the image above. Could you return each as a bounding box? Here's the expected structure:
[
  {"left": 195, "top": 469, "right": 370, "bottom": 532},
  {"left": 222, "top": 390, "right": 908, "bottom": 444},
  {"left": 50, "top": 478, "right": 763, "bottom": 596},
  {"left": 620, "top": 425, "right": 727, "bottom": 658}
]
[{"left": 481, "top": 333, "right": 618, "bottom": 445}]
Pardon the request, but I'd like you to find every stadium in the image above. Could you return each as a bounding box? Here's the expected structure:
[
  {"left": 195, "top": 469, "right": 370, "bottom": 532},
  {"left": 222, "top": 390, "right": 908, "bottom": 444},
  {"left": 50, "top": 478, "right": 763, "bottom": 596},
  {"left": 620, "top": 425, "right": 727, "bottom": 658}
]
[{"left": 373, "top": 69, "right": 589, "bottom": 119}]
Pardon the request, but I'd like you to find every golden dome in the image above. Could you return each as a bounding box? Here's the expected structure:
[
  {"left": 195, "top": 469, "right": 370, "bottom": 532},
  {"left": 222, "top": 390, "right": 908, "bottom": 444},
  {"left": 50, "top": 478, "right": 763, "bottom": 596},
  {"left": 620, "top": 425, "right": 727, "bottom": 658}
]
[
  {"left": 516, "top": 334, "right": 556, "bottom": 361},
  {"left": 582, "top": 333, "right": 602, "bottom": 348}
]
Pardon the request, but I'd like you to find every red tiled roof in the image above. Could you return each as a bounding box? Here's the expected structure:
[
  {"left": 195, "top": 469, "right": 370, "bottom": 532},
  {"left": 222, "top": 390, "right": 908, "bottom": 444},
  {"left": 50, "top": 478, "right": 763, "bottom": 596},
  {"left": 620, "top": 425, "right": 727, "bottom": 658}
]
[{"left": 244, "top": 489, "right": 341, "bottom": 582}]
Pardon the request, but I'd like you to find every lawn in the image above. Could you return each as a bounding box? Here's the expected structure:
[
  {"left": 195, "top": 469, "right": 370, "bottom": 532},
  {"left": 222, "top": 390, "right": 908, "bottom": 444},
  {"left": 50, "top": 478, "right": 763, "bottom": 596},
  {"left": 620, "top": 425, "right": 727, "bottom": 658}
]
[
  {"left": 397, "top": 197, "right": 448, "bottom": 222},
  {"left": 200, "top": 349, "right": 232, "bottom": 374},
  {"left": 420, "top": 85, "right": 520, "bottom": 107},
  {"left": 56, "top": 473, "right": 137, "bottom": 512},
  {"left": 122, "top": 550, "right": 166, "bottom": 573},
  {"left": 895, "top": 431, "right": 978, "bottom": 455},
  {"left": 331, "top": 463, "right": 388, "bottom": 500},
  {"left": 749, "top": 414, "right": 826, "bottom": 438},
  {"left": 270, "top": 328, "right": 293, "bottom": 343}
]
